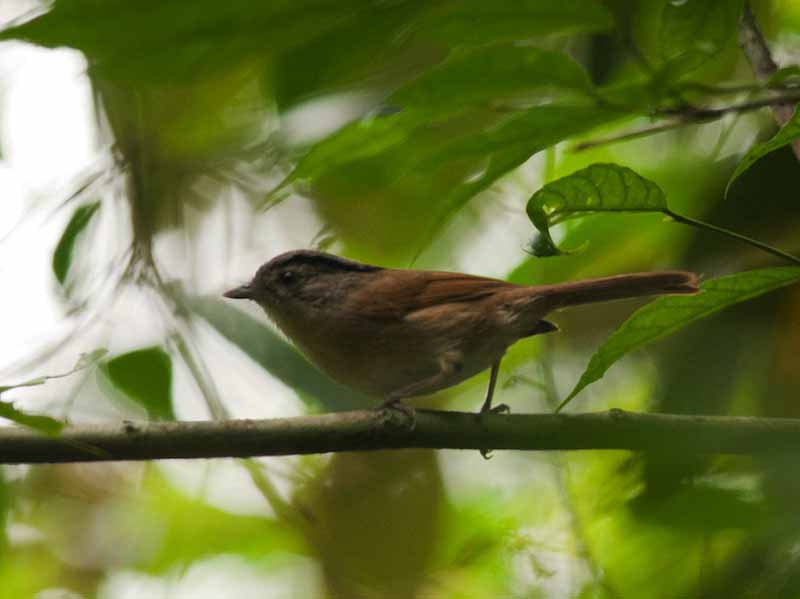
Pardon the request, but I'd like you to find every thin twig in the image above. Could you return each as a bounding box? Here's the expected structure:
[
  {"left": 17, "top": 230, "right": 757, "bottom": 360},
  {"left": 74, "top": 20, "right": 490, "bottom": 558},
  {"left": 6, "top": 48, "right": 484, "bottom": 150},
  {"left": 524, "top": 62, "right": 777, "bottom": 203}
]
[
  {"left": 665, "top": 209, "right": 800, "bottom": 266},
  {"left": 3, "top": 409, "right": 800, "bottom": 464},
  {"left": 574, "top": 91, "right": 800, "bottom": 152}
]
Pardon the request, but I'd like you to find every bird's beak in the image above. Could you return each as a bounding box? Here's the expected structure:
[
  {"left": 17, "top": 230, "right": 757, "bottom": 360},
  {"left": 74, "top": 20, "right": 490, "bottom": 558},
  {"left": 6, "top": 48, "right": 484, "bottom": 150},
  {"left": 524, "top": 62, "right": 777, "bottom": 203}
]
[{"left": 223, "top": 284, "right": 252, "bottom": 299}]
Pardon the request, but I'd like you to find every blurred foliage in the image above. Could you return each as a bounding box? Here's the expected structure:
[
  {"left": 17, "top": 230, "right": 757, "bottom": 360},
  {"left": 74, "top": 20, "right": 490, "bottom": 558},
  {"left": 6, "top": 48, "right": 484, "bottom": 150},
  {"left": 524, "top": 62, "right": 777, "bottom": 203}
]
[
  {"left": 1, "top": 0, "right": 800, "bottom": 598},
  {"left": 101, "top": 347, "right": 174, "bottom": 421}
]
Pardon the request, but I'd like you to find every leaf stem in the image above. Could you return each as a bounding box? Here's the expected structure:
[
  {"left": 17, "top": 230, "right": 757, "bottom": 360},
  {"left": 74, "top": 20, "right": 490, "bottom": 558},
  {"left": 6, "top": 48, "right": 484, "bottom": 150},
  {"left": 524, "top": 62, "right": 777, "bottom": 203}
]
[{"left": 664, "top": 209, "right": 800, "bottom": 266}]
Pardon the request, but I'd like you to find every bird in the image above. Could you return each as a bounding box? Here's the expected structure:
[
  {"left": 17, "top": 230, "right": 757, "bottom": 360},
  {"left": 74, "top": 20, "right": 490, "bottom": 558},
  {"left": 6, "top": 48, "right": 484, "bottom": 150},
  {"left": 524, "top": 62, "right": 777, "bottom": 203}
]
[{"left": 224, "top": 250, "right": 699, "bottom": 414}]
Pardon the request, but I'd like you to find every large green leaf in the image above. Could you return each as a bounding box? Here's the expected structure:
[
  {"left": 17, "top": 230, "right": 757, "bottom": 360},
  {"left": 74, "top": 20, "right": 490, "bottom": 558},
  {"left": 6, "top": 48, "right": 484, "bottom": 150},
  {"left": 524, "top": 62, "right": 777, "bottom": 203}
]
[
  {"left": 657, "top": 0, "right": 743, "bottom": 78},
  {"left": 726, "top": 105, "right": 800, "bottom": 197},
  {"left": 418, "top": 107, "right": 622, "bottom": 247},
  {"left": 0, "top": 0, "right": 362, "bottom": 82},
  {"left": 52, "top": 201, "right": 100, "bottom": 287},
  {"left": 102, "top": 347, "right": 174, "bottom": 420},
  {"left": 389, "top": 45, "right": 592, "bottom": 114},
  {"left": 190, "top": 296, "right": 367, "bottom": 411},
  {"left": 526, "top": 163, "right": 668, "bottom": 256},
  {"left": 418, "top": 0, "right": 614, "bottom": 45},
  {"left": 557, "top": 266, "right": 800, "bottom": 411}
]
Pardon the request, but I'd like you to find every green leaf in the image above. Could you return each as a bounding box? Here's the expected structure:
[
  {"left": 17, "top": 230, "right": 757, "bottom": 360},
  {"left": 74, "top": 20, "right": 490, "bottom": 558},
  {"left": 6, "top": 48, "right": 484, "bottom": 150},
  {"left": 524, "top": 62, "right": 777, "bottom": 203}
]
[
  {"left": 52, "top": 201, "right": 101, "bottom": 286},
  {"left": 418, "top": 0, "right": 614, "bottom": 45},
  {"left": 0, "top": 402, "right": 64, "bottom": 435},
  {"left": 189, "top": 295, "right": 367, "bottom": 411},
  {"left": 389, "top": 45, "right": 592, "bottom": 114},
  {"left": 657, "top": 0, "right": 743, "bottom": 78},
  {"left": 558, "top": 266, "right": 800, "bottom": 410},
  {"left": 525, "top": 163, "right": 668, "bottom": 256},
  {"left": 726, "top": 105, "right": 800, "bottom": 197},
  {"left": 103, "top": 347, "right": 174, "bottom": 420}
]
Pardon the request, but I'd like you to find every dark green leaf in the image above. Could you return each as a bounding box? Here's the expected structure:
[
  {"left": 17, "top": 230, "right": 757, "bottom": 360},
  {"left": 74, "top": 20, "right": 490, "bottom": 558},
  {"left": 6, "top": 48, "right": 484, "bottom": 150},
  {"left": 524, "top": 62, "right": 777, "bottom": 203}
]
[
  {"left": 389, "top": 45, "right": 592, "bottom": 114},
  {"left": 190, "top": 296, "right": 367, "bottom": 411},
  {"left": 559, "top": 266, "right": 800, "bottom": 409},
  {"left": 418, "top": 0, "right": 614, "bottom": 45},
  {"left": 52, "top": 201, "right": 100, "bottom": 286},
  {"left": 526, "top": 163, "right": 667, "bottom": 256},
  {"left": 658, "top": 0, "right": 743, "bottom": 78},
  {"left": 726, "top": 105, "right": 800, "bottom": 197},
  {"left": 103, "top": 347, "right": 174, "bottom": 420},
  {"left": 0, "top": 401, "right": 64, "bottom": 435}
]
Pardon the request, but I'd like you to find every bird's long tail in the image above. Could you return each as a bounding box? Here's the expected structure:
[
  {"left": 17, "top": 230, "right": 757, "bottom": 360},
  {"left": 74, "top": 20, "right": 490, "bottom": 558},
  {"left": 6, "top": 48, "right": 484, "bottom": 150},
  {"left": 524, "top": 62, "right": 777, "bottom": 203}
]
[{"left": 536, "top": 271, "right": 700, "bottom": 310}]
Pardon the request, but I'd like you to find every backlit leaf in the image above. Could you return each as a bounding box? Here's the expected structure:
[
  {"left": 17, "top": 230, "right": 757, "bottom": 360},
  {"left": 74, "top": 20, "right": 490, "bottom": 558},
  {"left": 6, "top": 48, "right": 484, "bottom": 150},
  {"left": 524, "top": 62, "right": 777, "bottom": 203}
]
[{"left": 526, "top": 163, "right": 668, "bottom": 256}]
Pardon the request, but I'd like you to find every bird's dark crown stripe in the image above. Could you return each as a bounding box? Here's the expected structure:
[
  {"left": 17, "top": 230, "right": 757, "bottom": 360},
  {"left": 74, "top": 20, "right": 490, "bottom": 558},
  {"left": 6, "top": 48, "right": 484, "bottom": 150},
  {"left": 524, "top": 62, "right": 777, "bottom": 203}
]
[{"left": 270, "top": 250, "right": 382, "bottom": 272}]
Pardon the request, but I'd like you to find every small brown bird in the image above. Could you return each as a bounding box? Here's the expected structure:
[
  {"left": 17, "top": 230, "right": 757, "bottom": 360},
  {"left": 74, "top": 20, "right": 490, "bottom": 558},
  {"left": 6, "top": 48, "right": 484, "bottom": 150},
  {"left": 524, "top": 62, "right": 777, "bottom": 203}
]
[{"left": 224, "top": 250, "right": 699, "bottom": 413}]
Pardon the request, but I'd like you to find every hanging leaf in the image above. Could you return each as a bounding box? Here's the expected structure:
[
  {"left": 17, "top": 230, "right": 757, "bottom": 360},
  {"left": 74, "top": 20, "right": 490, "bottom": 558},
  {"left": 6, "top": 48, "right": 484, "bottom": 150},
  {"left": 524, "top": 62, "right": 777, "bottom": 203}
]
[
  {"left": 52, "top": 201, "right": 101, "bottom": 286},
  {"left": 102, "top": 347, "right": 174, "bottom": 420},
  {"left": 526, "top": 163, "right": 668, "bottom": 256},
  {"left": 726, "top": 105, "right": 800, "bottom": 197},
  {"left": 557, "top": 266, "right": 800, "bottom": 411}
]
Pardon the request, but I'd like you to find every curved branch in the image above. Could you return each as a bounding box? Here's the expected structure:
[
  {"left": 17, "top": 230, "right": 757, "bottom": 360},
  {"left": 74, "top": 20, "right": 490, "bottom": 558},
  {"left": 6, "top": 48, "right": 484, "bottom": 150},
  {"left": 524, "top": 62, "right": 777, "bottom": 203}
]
[{"left": 1, "top": 409, "right": 799, "bottom": 464}]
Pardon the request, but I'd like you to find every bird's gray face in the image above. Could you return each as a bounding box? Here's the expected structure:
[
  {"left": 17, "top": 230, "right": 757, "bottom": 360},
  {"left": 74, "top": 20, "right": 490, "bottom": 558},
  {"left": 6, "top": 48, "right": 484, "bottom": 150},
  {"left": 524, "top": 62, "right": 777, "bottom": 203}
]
[{"left": 223, "top": 250, "right": 382, "bottom": 315}]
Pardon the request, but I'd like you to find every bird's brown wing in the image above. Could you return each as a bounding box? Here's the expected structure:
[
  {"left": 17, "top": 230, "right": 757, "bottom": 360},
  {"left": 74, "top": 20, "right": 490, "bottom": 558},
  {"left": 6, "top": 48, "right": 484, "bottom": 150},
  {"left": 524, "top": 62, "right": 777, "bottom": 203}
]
[{"left": 350, "top": 269, "right": 514, "bottom": 322}]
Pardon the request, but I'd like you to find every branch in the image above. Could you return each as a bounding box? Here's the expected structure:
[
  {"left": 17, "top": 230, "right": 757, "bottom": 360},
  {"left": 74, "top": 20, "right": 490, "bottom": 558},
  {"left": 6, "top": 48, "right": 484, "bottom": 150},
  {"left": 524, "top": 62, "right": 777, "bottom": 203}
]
[
  {"left": 2, "top": 409, "right": 800, "bottom": 464},
  {"left": 573, "top": 91, "right": 800, "bottom": 152},
  {"left": 738, "top": 3, "right": 800, "bottom": 158}
]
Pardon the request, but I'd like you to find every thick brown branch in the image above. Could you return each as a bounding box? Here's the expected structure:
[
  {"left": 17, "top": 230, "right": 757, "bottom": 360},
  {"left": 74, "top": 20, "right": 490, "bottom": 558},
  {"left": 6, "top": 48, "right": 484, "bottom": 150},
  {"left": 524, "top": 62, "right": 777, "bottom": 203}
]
[{"left": 1, "top": 409, "right": 800, "bottom": 464}]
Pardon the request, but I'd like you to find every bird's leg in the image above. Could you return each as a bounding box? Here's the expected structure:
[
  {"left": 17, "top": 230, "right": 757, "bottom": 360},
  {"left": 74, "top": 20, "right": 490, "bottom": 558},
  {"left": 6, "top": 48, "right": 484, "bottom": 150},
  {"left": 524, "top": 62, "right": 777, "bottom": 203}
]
[
  {"left": 480, "top": 359, "right": 509, "bottom": 414},
  {"left": 377, "top": 352, "right": 461, "bottom": 430}
]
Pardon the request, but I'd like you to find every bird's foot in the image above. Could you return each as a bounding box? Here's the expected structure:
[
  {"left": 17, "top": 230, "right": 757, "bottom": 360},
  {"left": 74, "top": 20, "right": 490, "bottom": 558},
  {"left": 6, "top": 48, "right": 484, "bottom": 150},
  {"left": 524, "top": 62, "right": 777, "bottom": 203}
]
[
  {"left": 483, "top": 403, "right": 510, "bottom": 415},
  {"left": 478, "top": 403, "right": 509, "bottom": 459},
  {"left": 377, "top": 397, "right": 416, "bottom": 431}
]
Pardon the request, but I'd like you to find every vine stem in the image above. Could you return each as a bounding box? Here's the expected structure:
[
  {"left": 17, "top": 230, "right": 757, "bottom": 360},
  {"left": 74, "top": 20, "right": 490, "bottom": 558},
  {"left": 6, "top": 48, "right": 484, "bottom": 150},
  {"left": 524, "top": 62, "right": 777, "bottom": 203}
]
[{"left": 664, "top": 209, "right": 800, "bottom": 266}]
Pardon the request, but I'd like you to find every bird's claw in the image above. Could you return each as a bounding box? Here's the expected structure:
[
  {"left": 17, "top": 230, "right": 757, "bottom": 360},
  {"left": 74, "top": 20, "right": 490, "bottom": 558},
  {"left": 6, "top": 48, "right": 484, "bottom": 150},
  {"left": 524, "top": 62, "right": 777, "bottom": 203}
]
[{"left": 377, "top": 397, "right": 416, "bottom": 431}]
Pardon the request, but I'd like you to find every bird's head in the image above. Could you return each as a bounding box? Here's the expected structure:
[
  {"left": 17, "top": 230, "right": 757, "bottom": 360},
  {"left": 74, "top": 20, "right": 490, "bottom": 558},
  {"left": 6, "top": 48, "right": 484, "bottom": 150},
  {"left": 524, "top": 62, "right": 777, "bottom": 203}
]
[{"left": 224, "top": 250, "right": 382, "bottom": 314}]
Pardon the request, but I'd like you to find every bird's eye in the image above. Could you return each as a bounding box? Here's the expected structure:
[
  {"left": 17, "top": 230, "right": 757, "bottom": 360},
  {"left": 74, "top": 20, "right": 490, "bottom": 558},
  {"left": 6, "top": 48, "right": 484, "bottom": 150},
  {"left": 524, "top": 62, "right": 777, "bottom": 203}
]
[{"left": 279, "top": 270, "right": 296, "bottom": 284}]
